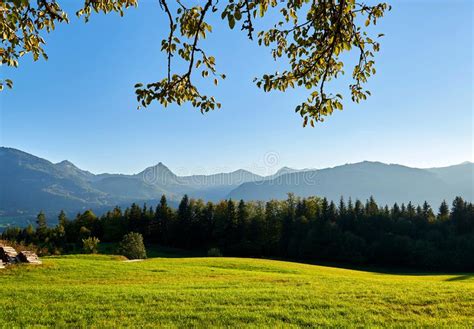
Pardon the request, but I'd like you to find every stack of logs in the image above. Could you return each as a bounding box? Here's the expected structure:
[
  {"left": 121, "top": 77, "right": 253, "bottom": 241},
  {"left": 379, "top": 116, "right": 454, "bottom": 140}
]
[{"left": 0, "top": 245, "right": 42, "bottom": 268}]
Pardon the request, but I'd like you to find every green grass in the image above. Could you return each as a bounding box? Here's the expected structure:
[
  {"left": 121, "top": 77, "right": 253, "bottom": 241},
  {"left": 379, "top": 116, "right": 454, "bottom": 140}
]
[
  {"left": 99, "top": 243, "right": 206, "bottom": 258},
  {"left": 0, "top": 254, "right": 473, "bottom": 328}
]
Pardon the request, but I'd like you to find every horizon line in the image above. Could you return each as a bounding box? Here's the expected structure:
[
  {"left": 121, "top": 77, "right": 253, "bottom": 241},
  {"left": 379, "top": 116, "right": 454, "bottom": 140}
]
[{"left": 1, "top": 145, "right": 472, "bottom": 177}]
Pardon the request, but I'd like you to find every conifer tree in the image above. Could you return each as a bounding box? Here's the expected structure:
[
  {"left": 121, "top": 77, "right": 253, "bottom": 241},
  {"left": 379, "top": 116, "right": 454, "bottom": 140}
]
[
  {"left": 237, "top": 199, "right": 248, "bottom": 241},
  {"left": 421, "top": 201, "right": 435, "bottom": 222},
  {"left": 58, "top": 210, "right": 68, "bottom": 227},
  {"left": 437, "top": 200, "right": 449, "bottom": 221}
]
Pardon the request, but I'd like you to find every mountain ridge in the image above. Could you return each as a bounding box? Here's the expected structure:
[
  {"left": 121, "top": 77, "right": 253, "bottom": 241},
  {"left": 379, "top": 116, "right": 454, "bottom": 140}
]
[{"left": 1, "top": 147, "right": 472, "bottom": 225}]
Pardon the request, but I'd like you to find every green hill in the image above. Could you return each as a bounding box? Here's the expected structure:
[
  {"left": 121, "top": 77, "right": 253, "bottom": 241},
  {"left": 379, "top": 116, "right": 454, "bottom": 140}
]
[{"left": 0, "top": 255, "right": 472, "bottom": 327}]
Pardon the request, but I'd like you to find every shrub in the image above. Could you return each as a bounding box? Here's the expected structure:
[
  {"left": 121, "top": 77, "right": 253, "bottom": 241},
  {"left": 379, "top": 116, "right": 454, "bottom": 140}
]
[
  {"left": 82, "top": 237, "right": 100, "bottom": 254},
  {"left": 207, "top": 248, "right": 222, "bottom": 257},
  {"left": 117, "top": 232, "right": 147, "bottom": 259}
]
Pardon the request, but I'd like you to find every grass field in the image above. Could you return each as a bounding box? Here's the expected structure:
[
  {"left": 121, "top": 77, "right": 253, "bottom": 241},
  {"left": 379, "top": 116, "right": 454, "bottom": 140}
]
[{"left": 0, "top": 255, "right": 473, "bottom": 327}]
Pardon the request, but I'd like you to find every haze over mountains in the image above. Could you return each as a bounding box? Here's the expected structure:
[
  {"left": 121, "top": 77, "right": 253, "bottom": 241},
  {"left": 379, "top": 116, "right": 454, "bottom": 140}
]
[{"left": 1, "top": 147, "right": 472, "bottom": 225}]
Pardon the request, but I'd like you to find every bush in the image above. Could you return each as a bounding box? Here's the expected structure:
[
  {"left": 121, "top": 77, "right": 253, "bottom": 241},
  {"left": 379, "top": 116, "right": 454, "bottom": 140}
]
[
  {"left": 117, "top": 232, "right": 147, "bottom": 259},
  {"left": 207, "top": 248, "right": 222, "bottom": 257},
  {"left": 82, "top": 237, "right": 100, "bottom": 254}
]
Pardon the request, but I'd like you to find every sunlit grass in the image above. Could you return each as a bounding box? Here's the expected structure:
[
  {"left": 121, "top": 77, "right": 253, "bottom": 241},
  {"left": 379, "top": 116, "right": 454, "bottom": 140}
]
[{"left": 1, "top": 254, "right": 472, "bottom": 327}]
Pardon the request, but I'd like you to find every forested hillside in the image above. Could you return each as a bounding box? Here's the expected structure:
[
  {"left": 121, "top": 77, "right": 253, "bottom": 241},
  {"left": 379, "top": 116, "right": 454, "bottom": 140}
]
[{"left": 3, "top": 195, "right": 473, "bottom": 271}]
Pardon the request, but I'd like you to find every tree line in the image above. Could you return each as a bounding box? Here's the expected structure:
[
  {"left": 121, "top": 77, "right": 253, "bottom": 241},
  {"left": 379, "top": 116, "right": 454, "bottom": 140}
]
[{"left": 2, "top": 195, "right": 473, "bottom": 271}]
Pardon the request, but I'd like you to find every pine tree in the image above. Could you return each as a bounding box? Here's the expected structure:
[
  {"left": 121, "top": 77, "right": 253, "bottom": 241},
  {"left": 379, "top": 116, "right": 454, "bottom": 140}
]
[
  {"left": 338, "top": 197, "right": 347, "bottom": 218},
  {"left": 328, "top": 201, "right": 337, "bottom": 222},
  {"left": 421, "top": 201, "right": 435, "bottom": 222},
  {"left": 451, "top": 196, "right": 468, "bottom": 232},
  {"left": 55, "top": 210, "right": 68, "bottom": 247},
  {"left": 437, "top": 200, "right": 449, "bottom": 221},
  {"left": 177, "top": 195, "right": 192, "bottom": 247},
  {"left": 406, "top": 202, "right": 416, "bottom": 219},
  {"left": 154, "top": 195, "right": 173, "bottom": 244},
  {"left": 36, "top": 211, "right": 47, "bottom": 230},
  {"left": 365, "top": 196, "right": 378, "bottom": 216},
  {"left": 35, "top": 211, "right": 48, "bottom": 243},
  {"left": 237, "top": 199, "right": 248, "bottom": 241},
  {"left": 58, "top": 210, "right": 67, "bottom": 227},
  {"left": 354, "top": 200, "right": 364, "bottom": 219},
  {"left": 391, "top": 203, "right": 401, "bottom": 219},
  {"left": 320, "top": 197, "right": 329, "bottom": 221},
  {"left": 178, "top": 195, "right": 191, "bottom": 220},
  {"left": 265, "top": 200, "right": 282, "bottom": 255}
]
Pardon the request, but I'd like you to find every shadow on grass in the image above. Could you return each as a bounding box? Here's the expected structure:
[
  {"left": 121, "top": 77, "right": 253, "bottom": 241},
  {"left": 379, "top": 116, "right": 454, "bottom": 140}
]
[
  {"left": 98, "top": 242, "right": 205, "bottom": 258},
  {"left": 260, "top": 257, "right": 474, "bottom": 277},
  {"left": 97, "top": 243, "right": 473, "bottom": 277},
  {"left": 444, "top": 274, "right": 474, "bottom": 282}
]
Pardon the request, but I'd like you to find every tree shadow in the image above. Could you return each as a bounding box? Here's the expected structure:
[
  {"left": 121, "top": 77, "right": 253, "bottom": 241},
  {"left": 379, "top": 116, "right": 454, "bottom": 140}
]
[
  {"left": 445, "top": 274, "right": 474, "bottom": 282},
  {"left": 266, "top": 257, "right": 474, "bottom": 277}
]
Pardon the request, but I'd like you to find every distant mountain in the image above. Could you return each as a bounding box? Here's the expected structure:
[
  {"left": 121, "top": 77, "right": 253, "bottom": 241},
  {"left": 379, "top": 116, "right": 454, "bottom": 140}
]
[
  {"left": 228, "top": 161, "right": 474, "bottom": 206},
  {"left": 1, "top": 147, "right": 472, "bottom": 227},
  {"left": 177, "top": 169, "right": 264, "bottom": 200},
  {"left": 265, "top": 166, "right": 306, "bottom": 180},
  {"left": 0, "top": 147, "right": 263, "bottom": 221},
  {"left": 0, "top": 148, "right": 110, "bottom": 217},
  {"left": 427, "top": 162, "right": 473, "bottom": 198}
]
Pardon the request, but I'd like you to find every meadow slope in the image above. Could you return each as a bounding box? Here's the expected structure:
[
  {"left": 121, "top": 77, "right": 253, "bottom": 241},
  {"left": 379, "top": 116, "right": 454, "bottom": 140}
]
[{"left": 0, "top": 255, "right": 473, "bottom": 327}]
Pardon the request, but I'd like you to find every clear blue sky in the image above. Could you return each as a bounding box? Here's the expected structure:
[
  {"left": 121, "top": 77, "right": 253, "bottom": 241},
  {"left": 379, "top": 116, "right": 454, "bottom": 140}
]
[{"left": 1, "top": 0, "right": 472, "bottom": 176}]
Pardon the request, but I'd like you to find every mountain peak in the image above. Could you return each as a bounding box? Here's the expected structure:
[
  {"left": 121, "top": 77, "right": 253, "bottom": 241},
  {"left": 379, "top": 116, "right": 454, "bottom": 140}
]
[
  {"left": 150, "top": 162, "right": 173, "bottom": 172},
  {"left": 138, "top": 161, "right": 178, "bottom": 185},
  {"left": 271, "top": 166, "right": 300, "bottom": 178},
  {"left": 57, "top": 160, "right": 75, "bottom": 167},
  {"left": 276, "top": 166, "right": 294, "bottom": 173}
]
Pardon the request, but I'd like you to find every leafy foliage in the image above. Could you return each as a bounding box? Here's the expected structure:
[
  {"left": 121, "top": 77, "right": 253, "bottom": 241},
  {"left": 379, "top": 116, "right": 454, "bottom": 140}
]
[
  {"left": 117, "top": 232, "right": 147, "bottom": 259},
  {"left": 1, "top": 0, "right": 390, "bottom": 125},
  {"left": 82, "top": 236, "right": 100, "bottom": 254},
  {"left": 207, "top": 247, "right": 222, "bottom": 257}
]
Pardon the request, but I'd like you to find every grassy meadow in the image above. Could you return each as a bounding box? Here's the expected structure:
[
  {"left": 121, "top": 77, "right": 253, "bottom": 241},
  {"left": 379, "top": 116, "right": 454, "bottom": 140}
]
[{"left": 0, "top": 254, "right": 473, "bottom": 327}]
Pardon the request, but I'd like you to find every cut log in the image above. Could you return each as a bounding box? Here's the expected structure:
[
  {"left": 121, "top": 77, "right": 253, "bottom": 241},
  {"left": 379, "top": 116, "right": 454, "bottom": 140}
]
[
  {"left": 17, "top": 251, "right": 42, "bottom": 264},
  {"left": 0, "top": 260, "right": 5, "bottom": 269},
  {"left": 0, "top": 246, "right": 18, "bottom": 264}
]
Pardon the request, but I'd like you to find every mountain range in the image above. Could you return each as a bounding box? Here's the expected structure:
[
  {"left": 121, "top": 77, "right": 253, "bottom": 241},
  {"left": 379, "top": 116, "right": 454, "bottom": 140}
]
[{"left": 1, "top": 147, "right": 472, "bottom": 226}]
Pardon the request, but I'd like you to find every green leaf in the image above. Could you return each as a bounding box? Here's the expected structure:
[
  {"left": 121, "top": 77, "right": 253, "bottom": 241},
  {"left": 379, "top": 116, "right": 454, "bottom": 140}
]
[{"left": 228, "top": 17, "right": 235, "bottom": 29}]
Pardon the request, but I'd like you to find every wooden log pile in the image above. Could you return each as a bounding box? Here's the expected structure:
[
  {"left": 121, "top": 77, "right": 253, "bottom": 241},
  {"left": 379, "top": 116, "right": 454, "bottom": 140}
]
[
  {"left": 17, "top": 251, "right": 42, "bottom": 264},
  {"left": 0, "top": 246, "right": 41, "bottom": 266},
  {"left": 0, "top": 246, "right": 18, "bottom": 264}
]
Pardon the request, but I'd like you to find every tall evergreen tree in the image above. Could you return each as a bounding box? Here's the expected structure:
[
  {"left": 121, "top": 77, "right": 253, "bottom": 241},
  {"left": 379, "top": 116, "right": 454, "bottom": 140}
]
[
  {"left": 437, "top": 200, "right": 449, "bottom": 221},
  {"left": 406, "top": 202, "right": 416, "bottom": 219},
  {"left": 36, "top": 211, "right": 47, "bottom": 230},
  {"left": 58, "top": 210, "right": 68, "bottom": 227},
  {"left": 421, "top": 201, "right": 435, "bottom": 222},
  {"left": 391, "top": 203, "right": 401, "bottom": 219},
  {"left": 328, "top": 201, "right": 337, "bottom": 222},
  {"left": 237, "top": 199, "right": 248, "bottom": 241}
]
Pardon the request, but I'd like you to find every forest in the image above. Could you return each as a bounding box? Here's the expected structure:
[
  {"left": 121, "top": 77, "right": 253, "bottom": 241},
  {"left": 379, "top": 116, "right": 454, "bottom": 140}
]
[{"left": 2, "top": 194, "right": 473, "bottom": 271}]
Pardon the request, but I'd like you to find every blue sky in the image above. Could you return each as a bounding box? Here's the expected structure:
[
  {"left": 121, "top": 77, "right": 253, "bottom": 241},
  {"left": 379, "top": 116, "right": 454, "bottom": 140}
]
[{"left": 1, "top": 0, "right": 472, "bottom": 176}]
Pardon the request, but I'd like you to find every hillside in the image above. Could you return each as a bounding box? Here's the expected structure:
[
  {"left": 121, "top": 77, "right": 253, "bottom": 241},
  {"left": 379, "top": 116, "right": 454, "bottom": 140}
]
[
  {"left": 0, "top": 255, "right": 472, "bottom": 327},
  {"left": 0, "top": 147, "right": 263, "bottom": 218},
  {"left": 229, "top": 161, "right": 474, "bottom": 206},
  {"left": 1, "top": 147, "right": 472, "bottom": 222},
  {"left": 0, "top": 148, "right": 111, "bottom": 215}
]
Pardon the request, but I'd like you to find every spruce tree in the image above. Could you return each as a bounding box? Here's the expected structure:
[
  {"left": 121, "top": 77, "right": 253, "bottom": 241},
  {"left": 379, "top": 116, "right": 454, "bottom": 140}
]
[
  {"left": 437, "top": 200, "right": 449, "bottom": 221},
  {"left": 422, "top": 201, "right": 435, "bottom": 222},
  {"left": 58, "top": 210, "right": 67, "bottom": 227},
  {"left": 237, "top": 200, "right": 248, "bottom": 241}
]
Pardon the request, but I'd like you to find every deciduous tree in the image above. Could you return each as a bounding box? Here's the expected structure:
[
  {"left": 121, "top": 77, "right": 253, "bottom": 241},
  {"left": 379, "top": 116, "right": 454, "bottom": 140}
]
[{"left": 1, "top": 0, "right": 390, "bottom": 125}]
